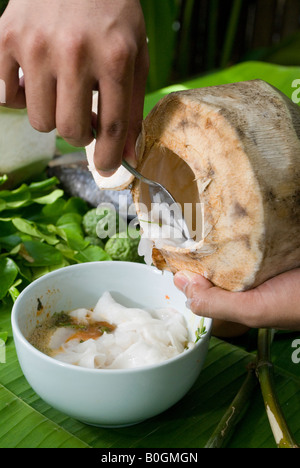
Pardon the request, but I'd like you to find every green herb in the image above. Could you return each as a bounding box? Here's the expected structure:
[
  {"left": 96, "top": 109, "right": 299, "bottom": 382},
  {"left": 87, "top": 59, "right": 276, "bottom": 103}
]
[
  {"left": 0, "top": 176, "right": 112, "bottom": 304},
  {"left": 0, "top": 175, "right": 8, "bottom": 186},
  {"left": 99, "top": 326, "right": 113, "bottom": 334},
  {"left": 195, "top": 317, "right": 207, "bottom": 343},
  {"left": 52, "top": 312, "right": 81, "bottom": 329}
]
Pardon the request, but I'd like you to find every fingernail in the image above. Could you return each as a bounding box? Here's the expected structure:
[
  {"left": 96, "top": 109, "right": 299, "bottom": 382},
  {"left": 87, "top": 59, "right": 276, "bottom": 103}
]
[
  {"left": 97, "top": 168, "right": 118, "bottom": 178},
  {"left": 174, "top": 271, "right": 199, "bottom": 292}
]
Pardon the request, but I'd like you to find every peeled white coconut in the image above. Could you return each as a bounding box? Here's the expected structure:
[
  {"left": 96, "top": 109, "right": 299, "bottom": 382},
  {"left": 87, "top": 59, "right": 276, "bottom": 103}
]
[
  {"left": 85, "top": 92, "right": 135, "bottom": 191},
  {"left": 86, "top": 137, "right": 134, "bottom": 190},
  {"left": 0, "top": 107, "right": 56, "bottom": 186}
]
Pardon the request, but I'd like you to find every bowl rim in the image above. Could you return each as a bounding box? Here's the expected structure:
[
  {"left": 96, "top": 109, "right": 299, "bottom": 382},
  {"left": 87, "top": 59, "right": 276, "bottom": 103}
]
[{"left": 11, "top": 261, "right": 212, "bottom": 375}]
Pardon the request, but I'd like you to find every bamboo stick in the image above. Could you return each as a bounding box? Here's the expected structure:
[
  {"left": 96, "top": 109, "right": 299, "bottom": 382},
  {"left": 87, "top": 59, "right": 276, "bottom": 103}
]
[{"left": 256, "top": 329, "right": 299, "bottom": 448}]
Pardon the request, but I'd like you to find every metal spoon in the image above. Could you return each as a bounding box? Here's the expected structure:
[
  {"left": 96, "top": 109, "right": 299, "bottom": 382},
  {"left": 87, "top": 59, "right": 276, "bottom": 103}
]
[
  {"left": 122, "top": 160, "right": 190, "bottom": 240},
  {"left": 92, "top": 129, "right": 190, "bottom": 240}
]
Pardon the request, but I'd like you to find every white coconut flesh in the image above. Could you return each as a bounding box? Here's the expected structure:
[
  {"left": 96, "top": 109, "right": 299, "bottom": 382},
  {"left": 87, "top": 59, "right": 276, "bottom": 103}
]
[
  {"left": 85, "top": 91, "right": 135, "bottom": 191},
  {"left": 85, "top": 138, "right": 134, "bottom": 191},
  {"left": 135, "top": 146, "right": 207, "bottom": 265}
]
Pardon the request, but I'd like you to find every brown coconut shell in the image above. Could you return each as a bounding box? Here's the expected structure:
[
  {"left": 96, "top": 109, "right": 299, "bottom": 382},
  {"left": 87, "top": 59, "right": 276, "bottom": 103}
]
[{"left": 132, "top": 80, "right": 300, "bottom": 292}]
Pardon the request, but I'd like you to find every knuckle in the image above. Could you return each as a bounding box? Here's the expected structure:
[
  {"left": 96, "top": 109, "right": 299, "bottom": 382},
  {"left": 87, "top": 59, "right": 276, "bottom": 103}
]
[
  {"left": 0, "top": 25, "right": 16, "bottom": 50},
  {"left": 103, "top": 119, "right": 128, "bottom": 141},
  {"left": 26, "top": 32, "right": 48, "bottom": 59},
  {"left": 57, "top": 123, "right": 78, "bottom": 141},
  {"left": 29, "top": 116, "right": 55, "bottom": 133},
  {"left": 106, "top": 38, "right": 136, "bottom": 77},
  {"left": 57, "top": 121, "right": 90, "bottom": 145},
  {"left": 61, "top": 33, "right": 86, "bottom": 64}
]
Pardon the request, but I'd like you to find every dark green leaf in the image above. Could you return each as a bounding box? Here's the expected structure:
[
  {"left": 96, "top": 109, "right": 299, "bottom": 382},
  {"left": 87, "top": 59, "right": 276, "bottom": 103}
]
[
  {"left": 0, "top": 332, "right": 8, "bottom": 343},
  {"left": 0, "top": 235, "right": 22, "bottom": 250},
  {"left": 28, "top": 177, "right": 59, "bottom": 192},
  {"left": 63, "top": 198, "right": 89, "bottom": 215},
  {"left": 0, "top": 220, "right": 16, "bottom": 236},
  {"left": 22, "top": 241, "right": 63, "bottom": 267},
  {"left": 30, "top": 258, "right": 70, "bottom": 281},
  {"left": 8, "top": 279, "right": 22, "bottom": 303},
  {"left": 55, "top": 242, "right": 77, "bottom": 261},
  {"left": 0, "top": 185, "right": 31, "bottom": 209},
  {"left": 74, "top": 245, "right": 112, "bottom": 263},
  {"left": 0, "top": 200, "right": 6, "bottom": 213},
  {"left": 65, "top": 234, "right": 89, "bottom": 252},
  {"left": 12, "top": 219, "right": 58, "bottom": 246},
  {"left": 32, "top": 189, "right": 64, "bottom": 205},
  {"left": 0, "top": 258, "right": 18, "bottom": 300},
  {"left": 57, "top": 213, "right": 83, "bottom": 239},
  {"left": 0, "top": 175, "right": 8, "bottom": 187}
]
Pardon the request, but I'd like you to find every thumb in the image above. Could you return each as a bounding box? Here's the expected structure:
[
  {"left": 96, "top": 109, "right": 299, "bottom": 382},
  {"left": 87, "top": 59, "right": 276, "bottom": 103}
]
[{"left": 174, "top": 270, "right": 254, "bottom": 327}]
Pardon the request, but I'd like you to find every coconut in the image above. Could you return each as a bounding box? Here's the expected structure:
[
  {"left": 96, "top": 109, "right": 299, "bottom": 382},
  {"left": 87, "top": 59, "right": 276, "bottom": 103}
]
[{"left": 87, "top": 80, "right": 300, "bottom": 292}]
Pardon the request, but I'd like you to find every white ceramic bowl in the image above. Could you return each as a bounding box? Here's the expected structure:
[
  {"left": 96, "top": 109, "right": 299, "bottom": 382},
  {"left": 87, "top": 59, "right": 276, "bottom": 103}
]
[{"left": 12, "top": 262, "right": 212, "bottom": 427}]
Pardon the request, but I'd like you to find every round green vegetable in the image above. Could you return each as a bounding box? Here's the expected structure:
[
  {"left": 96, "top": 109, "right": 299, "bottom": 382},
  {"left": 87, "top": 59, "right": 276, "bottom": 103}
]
[
  {"left": 82, "top": 206, "right": 120, "bottom": 241},
  {"left": 105, "top": 232, "right": 143, "bottom": 263}
]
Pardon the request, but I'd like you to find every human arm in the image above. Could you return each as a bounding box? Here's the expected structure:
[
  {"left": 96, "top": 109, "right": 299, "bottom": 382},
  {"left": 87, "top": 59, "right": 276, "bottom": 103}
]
[
  {"left": 174, "top": 269, "right": 300, "bottom": 337},
  {"left": 0, "top": 0, "right": 149, "bottom": 175}
]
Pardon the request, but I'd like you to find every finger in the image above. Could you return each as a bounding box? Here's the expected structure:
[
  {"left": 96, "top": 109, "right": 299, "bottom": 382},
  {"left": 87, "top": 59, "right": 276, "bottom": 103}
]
[
  {"left": 0, "top": 55, "right": 25, "bottom": 108},
  {"left": 174, "top": 271, "right": 257, "bottom": 326},
  {"left": 123, "top": 42, "right": 149, "bottom": 167},
  {"left": 56, "top": 75, "right": 94, "bottom": 147},
  {"left": 94, "top": 67, "right": 134, "bottom": 176},
  {"left": 22, "top": 67, "right": 56, "bottom": 133}
]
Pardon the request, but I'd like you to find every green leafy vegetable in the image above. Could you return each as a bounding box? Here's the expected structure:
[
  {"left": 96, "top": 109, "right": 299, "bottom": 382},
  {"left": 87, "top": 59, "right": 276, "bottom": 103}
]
[
  {"left": 104, "top": 231, "right": 143, "bottom": 263},
  {"left": 21, "top": 240, "right": 63, "bottom": 267},
  {"left": 0, "top": 175, "right": 142, "bottom": 303},
  {"left": 195, "top": 317, "right": 207, "bottom": 343},
  {"left": 82, "top": 206, "right": 125, "bottom": 241},
  {"left": 0, "top": 258, "right": 19, "bottom": 300},
  {"left": 0, "top": 175, "right": 8, "bottom": 186},
  {"left": 0, "top": 176, "right": 112, "bottom": 303},
  {"left": 74, "top": 244, "right": 112, "bottom": 263}
]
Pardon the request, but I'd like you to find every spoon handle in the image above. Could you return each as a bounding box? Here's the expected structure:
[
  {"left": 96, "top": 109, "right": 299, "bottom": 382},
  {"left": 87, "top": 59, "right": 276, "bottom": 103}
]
[{"left": 121, "top": 160, "right": 158, "bottom": 188}]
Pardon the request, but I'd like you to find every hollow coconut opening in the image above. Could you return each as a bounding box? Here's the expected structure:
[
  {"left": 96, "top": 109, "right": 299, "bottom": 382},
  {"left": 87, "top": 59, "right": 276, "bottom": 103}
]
[
  {"left": 139, "top": 144, "right": 203, "bottom": 235},
  {"left": 131, "top": 143, "right": 208, "bottom": 268}
]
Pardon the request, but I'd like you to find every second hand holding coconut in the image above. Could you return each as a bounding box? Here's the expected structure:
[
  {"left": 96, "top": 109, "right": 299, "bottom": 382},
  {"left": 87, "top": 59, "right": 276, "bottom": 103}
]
[{"left": 92, "top": 128, "right": 191, "bottom": 241}]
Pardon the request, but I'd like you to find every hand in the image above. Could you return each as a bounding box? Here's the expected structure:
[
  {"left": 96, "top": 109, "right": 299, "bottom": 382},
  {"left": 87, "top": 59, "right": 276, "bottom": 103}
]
[
  {"left": 0, "top": 0, "right": 149, "bottom": 175},
  {"left": 174, "top": 269, "right": 300, "bottom": 337}
]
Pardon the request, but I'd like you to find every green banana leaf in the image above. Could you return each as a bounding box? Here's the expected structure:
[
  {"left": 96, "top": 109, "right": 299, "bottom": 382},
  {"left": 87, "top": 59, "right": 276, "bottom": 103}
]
[
  {"left": 0, "top": 61, "right": 300, "bottom": 448},
  {"left": 144, "top": 60, "right": 300, "bottom": 115}
]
